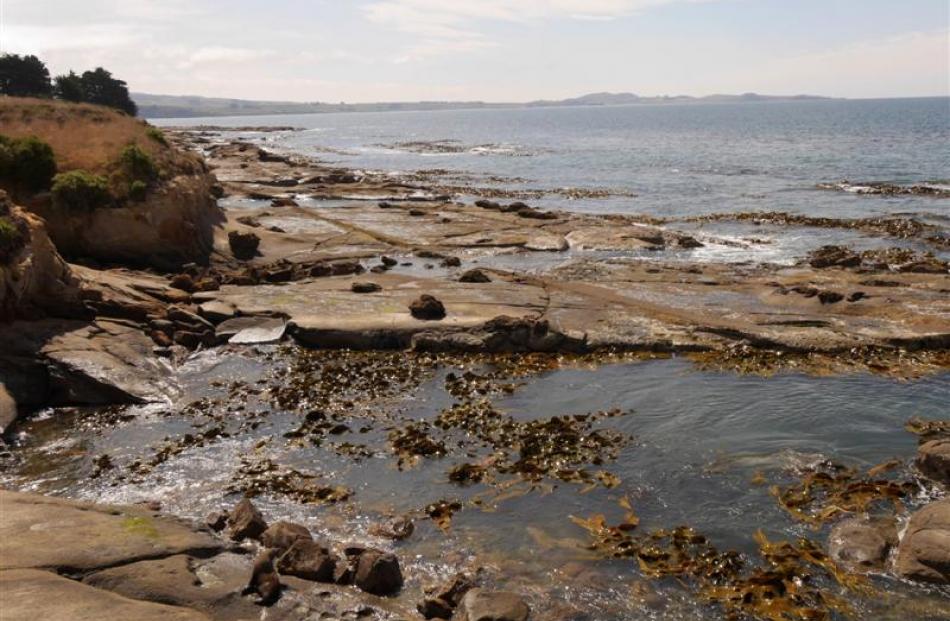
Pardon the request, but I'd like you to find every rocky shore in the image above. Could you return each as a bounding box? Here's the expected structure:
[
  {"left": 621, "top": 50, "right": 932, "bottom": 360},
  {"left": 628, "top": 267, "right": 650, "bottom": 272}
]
[{"left": 1, "top": 108, "right": 948, "bottom": 620}]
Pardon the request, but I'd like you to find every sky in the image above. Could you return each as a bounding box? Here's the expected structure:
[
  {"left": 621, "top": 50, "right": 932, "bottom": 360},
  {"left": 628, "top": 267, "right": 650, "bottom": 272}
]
[{"left": 1, "top": 0, "right": 947, "bottom": 102}]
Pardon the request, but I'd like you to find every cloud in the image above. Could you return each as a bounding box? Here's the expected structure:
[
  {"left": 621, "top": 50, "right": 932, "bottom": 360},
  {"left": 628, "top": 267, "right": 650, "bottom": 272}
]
[{"left": 182, "top": 47, "right": 277, "bottom": 69}]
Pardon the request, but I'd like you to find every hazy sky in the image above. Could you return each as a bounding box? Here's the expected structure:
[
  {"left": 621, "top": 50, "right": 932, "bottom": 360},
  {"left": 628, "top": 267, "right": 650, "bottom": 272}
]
[{"left": 2, "top": 0, "right": 947, "bottom": 102}]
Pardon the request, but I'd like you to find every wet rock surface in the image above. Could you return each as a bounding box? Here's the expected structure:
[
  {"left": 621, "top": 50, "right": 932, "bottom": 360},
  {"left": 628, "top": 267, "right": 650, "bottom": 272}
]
[
  {"left": 917, "top": 439, "right": 950, "bottom": 485},
  {"left": 896, "top": 499, "right": 950, "bottom": 584},
  {"left": 827, "top": 517, "right": 897, "bottom": 572},
  {"left": 455, "top": 589, "right": 530, "bottom": 621}
]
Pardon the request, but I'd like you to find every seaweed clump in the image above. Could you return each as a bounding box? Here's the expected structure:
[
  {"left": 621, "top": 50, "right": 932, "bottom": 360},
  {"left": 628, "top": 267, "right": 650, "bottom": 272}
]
[{"left": 228, "top": 456, "right": 351, "bottom": 504}]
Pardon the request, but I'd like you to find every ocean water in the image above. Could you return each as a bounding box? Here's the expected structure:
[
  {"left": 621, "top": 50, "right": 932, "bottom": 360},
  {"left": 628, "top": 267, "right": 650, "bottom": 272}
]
[{"left": 156, "top": 97, "right": 950, "bottom": 220}]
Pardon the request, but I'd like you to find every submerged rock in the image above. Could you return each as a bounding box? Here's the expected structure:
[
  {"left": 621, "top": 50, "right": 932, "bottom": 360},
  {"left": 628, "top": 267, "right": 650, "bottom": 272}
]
[
  {"left": 896, "top": 499, "right": 950, "bottom": 584},
  {"left": 227, "top": 498, "right": 267, "bottom": 542},
  {"left": 228, "top": 230, "right": 260, "bottom": 261},
  {"left": 916, "top": 440, "right": 950, "bottom": 485},
  {"left": 410, "top": 295, "right": 447, "bottom": 320},
  {"left": 455, "top": 589, "right": 530, "bottom": 621},
  {"left": 827, "top": 517, "right": 897, "bottom": 572}
]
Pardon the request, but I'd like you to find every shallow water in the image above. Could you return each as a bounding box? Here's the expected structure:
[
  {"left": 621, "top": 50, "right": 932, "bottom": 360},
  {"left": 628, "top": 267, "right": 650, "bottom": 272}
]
[
  {"left": 4, "top": 349, "right": 948, "bottom": 620},
  {"left": 156, "top": 98, "right": 950, "bottom": 220}
]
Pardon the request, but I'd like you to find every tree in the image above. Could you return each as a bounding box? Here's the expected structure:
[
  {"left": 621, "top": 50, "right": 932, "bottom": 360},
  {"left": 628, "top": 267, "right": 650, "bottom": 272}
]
[
  {"left": 53, "top": 71, "right": 85, "bottom": 102},
  {"left": 0, "top": 54, "right": 53, "bottom": 98},
  {"left": 79, "top": 68, "right": 137, "bottom": 116}
]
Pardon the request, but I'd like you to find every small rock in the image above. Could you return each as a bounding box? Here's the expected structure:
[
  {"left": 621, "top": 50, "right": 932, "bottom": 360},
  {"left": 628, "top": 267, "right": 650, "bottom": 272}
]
[
  {"left": 441, "top": 257, "right": 462, "bottom": 268},
  {"left": 818, "top": 290, "right": 844, "bottom": 305},
  {"left": 410, "top": 295, "right": 446, "bottom": 321},
  {"left": 475, "top": 200, "right": 502, "bottom": 210},
  {"left": 459, "top": 269, "right": 491, "bottom": 284},
  {"left": 917, "top": 439, "right": 950, "bottom": 485},
  {"left": 261, "top": 521, "right": 312, "bottom": 554},
  {"left": 350, "top": 548, "right": 403, "bottom": 596},
  {"left": 896, "top": 499, "right": 950, "bottom": 584},
  {"left": 271, "top": 197, "right": 298, "bottom": 207},
  {"left": 352, "top": 282, "right": 382, "bottom": 294},
  {"left": 677, "top": 235, "right": 704, "bottom": 249},
  {"left": 409, "top": 209, "right": 426, "bottom": 217},
  {"left": 827, "top": 517, "right": 897, "bottom": 572},
  {"left": 369, "top": 516, "right": 414, "bottom": 541},
  {"left": 228, "top": 498, "right": 268, "bottom": 542},
  {"left": 169, "top": 273, "right": 195, "bottom": 293},
  {"left": 197, "top": 301, "right": 237, "bottom": 324},
  {"left": 455, "top": 589, "right": 529, "bottom": 621},
  {"left": 381, "top": 256, "right": 398, "bottom": 267},
  {"left": 205, "top": 511, "right": 229, "bottom": 532},
  {"left": 418, "top": 573, "right": 475, "bottom": 619},
  {"left": 229, "top": 231, "right": 261, "bottom": 261},
  {"left": 150, "top": 330, "right": 173, "bottom": 348},
  {"left": 847, "top": 291, "right": 867, "bottom": 302},
  {"left": 278, "top": 539, "right": 337, "bottom": 582}
]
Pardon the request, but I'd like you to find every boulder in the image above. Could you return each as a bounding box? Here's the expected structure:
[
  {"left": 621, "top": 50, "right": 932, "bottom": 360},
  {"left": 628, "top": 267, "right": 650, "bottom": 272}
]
[
  {"left": 227, "top": 498, "right": 267, "bottom": 542},
  {"left": 916, "top": 440, "right": 950, "bottom": 485},
  {"left": 410, "top": 295, "right": 447, "bottom": 321},
  {"left": 349, "top": 548, "right": 403, "bottom": 596},
  {"left": 896, "top": 499, "right": 950, "bottom": 584},
  {"left": 277, "top": 539, "right": 337, "bottom": 582},
  {"left": 228, "top": 230, "right": 260, "bottom": 260},
  {"left": 260, "top": 521, "right": 312, "bottom": 554},
  {"left": 827, "top": 517, "right": 896, "bottom": 572},
  {"left": 454, "top": 589, "right": 530, "bottom": 621}
]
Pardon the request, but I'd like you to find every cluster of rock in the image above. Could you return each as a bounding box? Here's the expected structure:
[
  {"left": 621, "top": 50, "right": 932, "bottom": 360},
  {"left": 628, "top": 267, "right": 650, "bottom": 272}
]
[
  {"left": 205, "top": 498, "right": 530, "bottom": 619},
  {"left": 808, "top": 244, "right": 948, "bottom": 273},
  {"left": 474, "top": 199, "right": 559, "bottom": 220}
]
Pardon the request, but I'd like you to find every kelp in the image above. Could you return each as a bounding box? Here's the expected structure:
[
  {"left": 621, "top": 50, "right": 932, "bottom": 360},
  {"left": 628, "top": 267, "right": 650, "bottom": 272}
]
[
  {"left": 571, "top": 511, "right": 872, "bottom": 621},
  {"left": 770, "top": 460, "right": 916, "bottom": 527}
]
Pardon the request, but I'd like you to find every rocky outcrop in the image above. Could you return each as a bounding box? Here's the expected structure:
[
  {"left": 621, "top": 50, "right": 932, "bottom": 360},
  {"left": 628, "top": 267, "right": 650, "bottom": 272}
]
[
  {"left": 896, "top": 499, "right": 950, "bottom": 584},
  {"left": 35, "top": 173, "right": 223, "bottom": 271},
  {"left": 916, "top": 440, "right": 950, "bottom": 485},
  {"left": 413, "top": 316, "right": 587, "bottom": 354},
  {"left": 0, "top": 192, "right": 83, "bottom": 320}
]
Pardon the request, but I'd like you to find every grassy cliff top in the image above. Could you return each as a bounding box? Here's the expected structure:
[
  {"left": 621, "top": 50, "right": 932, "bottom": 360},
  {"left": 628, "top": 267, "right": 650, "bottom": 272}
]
[{"left": 0, "top": 97, "right": 201, "bottom": 177}]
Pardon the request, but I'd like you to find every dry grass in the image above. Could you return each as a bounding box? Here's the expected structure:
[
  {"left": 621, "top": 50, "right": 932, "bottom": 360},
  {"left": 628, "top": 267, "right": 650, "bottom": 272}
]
[{"left": 0, "top": 97, "right": 199, "bottom": 176}]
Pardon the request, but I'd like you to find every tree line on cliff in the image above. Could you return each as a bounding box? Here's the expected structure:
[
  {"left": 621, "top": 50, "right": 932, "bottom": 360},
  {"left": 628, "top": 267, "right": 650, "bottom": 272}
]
[{"left": 0, "top": 54, "right": 137, "bottom": 116}]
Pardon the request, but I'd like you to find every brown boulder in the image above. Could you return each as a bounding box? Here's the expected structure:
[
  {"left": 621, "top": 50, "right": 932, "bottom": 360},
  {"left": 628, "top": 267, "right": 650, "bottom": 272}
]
[
  {"left": 348, "top": 548, "right": 403, "bottom": 596},
  {"left": 228, "top": 230, "right": 260, "bottom": 260},
  {"left": 260, "top": 521, "right": 312, "bottom": 554},
  {"left": 459, "top": 269, "right": 491, "bottom": 284},
  {"left": 896, "top": 499, "right": 950, "bottom": 584},
  {"left": 410, "top": 295, "right": 446, "bottom": 321},
  {"left": 454, "top": 589, "right": 530, "bottom": 621},
  {"left": 227, "top": 498, "right": 267, "bottom": 541},
  {"left": 827, "top": 517, "right": 897, "bottom": 572},
  {"left": 917, "top": 440, "right": 950, "bottom": 485},
  {"left": 277, "top": 539, "right": 337, "bottom": 582},
  {"left": 352, "top": 282, "right": 382, "bottom": 294}
]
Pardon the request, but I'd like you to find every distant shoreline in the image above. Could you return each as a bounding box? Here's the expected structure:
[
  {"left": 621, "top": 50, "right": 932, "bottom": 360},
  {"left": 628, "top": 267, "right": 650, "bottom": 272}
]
[{"left": 138, "top": 93, "right": 949, "bottom": 120}]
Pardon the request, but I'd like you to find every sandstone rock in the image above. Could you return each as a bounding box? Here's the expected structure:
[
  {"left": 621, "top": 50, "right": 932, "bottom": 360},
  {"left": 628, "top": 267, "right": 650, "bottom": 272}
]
[
  {"left": 916, "top": 440, "right": 950, "bottom": 485},
  {"left": 827, "top": 517, "right": 897, "bottom": 572},
  {"left": 260, "top": 521, "right": 312, "bottom": 554},
  {"left": 278, "top": 539, "right": 337, "bottom": 582},
  {"left": 896, "top": 499, "right": 950, "bottom": 583},
  {"left": 349, "top": 548, "right": 403, "bottom": 596},
  {"left": 1, "top": 569, "right": 210, "bottom": 621},
  {"left": 0, "top": 382, "right": 17, "bottom": 433},
  {"left": 228, "top": 230, "right": 261, "bottom": 261},
  {"left": 454, "top": 589, "right": 530, "bottom": 621},
  {"left": 227, "top": 498, "right": 267, "bottom": 542},
  {"left": 0, "top": 490, "right": 222, "bottom": 572},
  {"left": 459, "top": 269, "right": 491, "bottom": 284},
  {"left": 410, "top": 295, "right": 447, "bottom": 321},
  {"left": 197, "top": 300, "right": 237, "bottom": 324},
  {"left": 352, "top": 282, "right": 382, "bottom": 294}
]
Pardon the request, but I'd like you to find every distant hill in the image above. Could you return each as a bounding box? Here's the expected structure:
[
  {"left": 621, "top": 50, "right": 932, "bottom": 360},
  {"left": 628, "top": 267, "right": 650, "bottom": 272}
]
[{"left": 134, "top": 91, "right": 833, "bottom": 119}]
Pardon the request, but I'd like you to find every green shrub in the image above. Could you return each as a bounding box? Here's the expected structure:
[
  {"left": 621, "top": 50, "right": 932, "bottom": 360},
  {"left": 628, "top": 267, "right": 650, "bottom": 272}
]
[
  {"left": 0, "top": 134, "right": 57, "bottom": 193},
  {"left": 0, "top": 215, "right": 25, "bottom": 262},
  {"left": 145, "top": 126, "right": 168, "bottom": 146},
  {"left": 118, "top": 144, "right": 158, "bottom": 182},
  {"left": 128, "top": 179, "right": 148, "bottom": 202},
  {"left": 51, "top": 170, "right": 112, "bottom": 212}
]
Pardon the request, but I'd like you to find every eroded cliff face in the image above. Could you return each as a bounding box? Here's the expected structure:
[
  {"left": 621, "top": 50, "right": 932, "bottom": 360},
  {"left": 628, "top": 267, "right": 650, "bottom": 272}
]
[
  {"left": 0, "top": 191, "right": 83, "bottom": 320},
  {"left": 33, "top": 171, "right": 222, "bottom": 270}
]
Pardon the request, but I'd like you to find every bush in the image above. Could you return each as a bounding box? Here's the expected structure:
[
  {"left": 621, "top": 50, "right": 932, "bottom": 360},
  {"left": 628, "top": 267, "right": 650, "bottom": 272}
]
[
  {"left": 145, "top": 126, "right": 168, "bottom": 146},
  {"left": 118, "top": 144, "right": 158, "bottom": 182},
  {"left": 0, "top": 135, "right": 57, "bottom": 193},
  {"left": 51, "top": 171, "right": 112, "bottom": 212},
  {"left": 128, "top": 180, "right": 148, "bottom": 202},
  {"left": 0, "top": 215, "right": 25, "bottom": 263}
]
